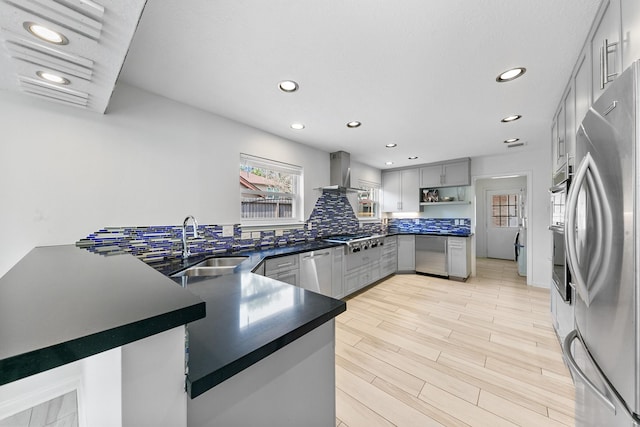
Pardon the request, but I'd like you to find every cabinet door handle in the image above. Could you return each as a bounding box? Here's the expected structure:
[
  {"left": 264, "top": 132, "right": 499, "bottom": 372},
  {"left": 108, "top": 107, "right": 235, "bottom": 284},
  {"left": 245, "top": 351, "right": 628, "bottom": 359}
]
[
  {"left": 277, "top": 262, "right": 293, "bottom": 268},
  {"left": 601, "top": 38, "right": 618, "bottom": 89}
]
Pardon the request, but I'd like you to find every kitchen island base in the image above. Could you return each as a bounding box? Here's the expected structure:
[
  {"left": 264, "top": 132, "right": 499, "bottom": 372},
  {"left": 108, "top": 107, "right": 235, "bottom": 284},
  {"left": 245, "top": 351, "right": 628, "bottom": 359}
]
[{"left": 187, "top": 320, "right": 336, "bottom": 427}]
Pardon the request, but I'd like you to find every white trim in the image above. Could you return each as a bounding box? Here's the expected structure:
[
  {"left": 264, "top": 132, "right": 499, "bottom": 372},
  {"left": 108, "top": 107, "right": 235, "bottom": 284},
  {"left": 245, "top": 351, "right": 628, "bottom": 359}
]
[{"left": 471, "top": 170, "right": 532, "bottom": 286}]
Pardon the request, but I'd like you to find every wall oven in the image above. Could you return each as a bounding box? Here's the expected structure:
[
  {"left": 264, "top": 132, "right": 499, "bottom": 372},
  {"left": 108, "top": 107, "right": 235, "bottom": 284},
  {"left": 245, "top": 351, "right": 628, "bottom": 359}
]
[{"left": 549, "top": 181, "right": 571, "bottom": 302}]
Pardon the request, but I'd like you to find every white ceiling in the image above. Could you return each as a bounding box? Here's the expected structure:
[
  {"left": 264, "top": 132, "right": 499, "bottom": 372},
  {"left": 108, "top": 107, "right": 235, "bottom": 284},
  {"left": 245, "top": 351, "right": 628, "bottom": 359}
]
[{"left": 2, "top": 1, "right": 602, "bottom": 170}]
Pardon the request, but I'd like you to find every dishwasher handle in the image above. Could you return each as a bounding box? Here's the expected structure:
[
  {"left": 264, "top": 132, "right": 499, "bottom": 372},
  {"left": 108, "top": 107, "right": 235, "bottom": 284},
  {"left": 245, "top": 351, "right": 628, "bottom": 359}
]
[{"left": 301, "top": 252, "right": 331, "bottom": 260}]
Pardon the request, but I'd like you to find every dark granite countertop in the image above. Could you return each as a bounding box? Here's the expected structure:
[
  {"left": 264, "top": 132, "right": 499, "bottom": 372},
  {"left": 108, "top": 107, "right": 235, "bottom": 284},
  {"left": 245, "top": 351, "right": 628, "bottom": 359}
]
[
  {"left": 147, "top": 240, "right": 346, "bottom": 399},
  {"left": 0, "top": 245, "right": 206, "bottom": 387},
  {"left": 151, "top": 239, "right": 343, "bottom": 277},
  {"left": 179, "top": 272, "right": 345, "bottom": 398},
  {"left": 387, "top": 231, "right": 473, "bottom": 237}
]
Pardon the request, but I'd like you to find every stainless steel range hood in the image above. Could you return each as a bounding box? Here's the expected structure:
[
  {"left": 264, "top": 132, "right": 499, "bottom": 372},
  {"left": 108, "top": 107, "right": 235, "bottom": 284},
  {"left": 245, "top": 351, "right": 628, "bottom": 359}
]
[{"left": 320, "top": 151, "right": 362, "bottom": 192}]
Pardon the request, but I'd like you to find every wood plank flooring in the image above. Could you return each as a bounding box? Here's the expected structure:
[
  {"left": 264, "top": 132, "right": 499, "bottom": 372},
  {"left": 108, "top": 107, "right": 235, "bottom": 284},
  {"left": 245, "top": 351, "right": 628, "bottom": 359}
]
[{"left": 335, "top": 258, "right": 574, "bottom": 427}]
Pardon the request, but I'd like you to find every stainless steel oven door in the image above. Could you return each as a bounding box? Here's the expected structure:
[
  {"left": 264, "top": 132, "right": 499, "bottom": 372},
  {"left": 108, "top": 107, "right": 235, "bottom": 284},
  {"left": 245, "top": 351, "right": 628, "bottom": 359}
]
[
  {"left": 550, "top": 225, "right": 571, "bottom": 303},
  {"left": 550, "top": 181, "right": 567, "bottom": 228}
]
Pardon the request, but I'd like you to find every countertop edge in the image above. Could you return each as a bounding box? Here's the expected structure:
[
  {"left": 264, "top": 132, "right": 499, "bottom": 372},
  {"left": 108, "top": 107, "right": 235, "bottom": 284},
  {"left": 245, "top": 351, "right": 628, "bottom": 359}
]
[
  {"left": 187, "top": 300, "right": 346, "bottom": 399},
  {"left": 0, "top": 301, "right": 205, "bottom": 387}
]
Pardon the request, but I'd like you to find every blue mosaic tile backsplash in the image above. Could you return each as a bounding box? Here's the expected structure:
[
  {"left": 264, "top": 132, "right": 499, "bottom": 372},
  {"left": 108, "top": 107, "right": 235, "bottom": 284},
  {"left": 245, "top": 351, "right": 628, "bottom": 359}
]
[
  {"left": 77, "top": 191, "right": 470, "bottom": 262},
  {"left": 387, "top": 217, "right": 471, "bottom": 235},
  {"left": 77, "top": 191, "right": 383, "bottom": 262}
]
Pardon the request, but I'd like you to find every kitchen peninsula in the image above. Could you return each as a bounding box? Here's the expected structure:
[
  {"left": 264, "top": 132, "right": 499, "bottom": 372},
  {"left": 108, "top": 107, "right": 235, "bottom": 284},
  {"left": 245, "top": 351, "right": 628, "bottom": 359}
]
[{"left": 0, "top": 244, "right": 346, "bottom": 427}]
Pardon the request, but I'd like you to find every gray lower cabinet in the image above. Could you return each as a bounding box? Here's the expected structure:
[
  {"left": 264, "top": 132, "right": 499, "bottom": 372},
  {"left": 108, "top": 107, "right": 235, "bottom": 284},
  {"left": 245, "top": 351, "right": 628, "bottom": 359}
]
[
  {"left": 447, "top": 236, "right": 471, "bottom": 279},
  {"left": 344, "top": 247, "right": 382, "bottom": 295},
  {"left": 397, "top": 235, "right": 415, "bottom": 272},
  {"left": 265, "top": 254, "right": 300, "bottom": 286},
  {"left": 380, "top": 236, "right": 397, "bottom": 278},
  {"left": 331, "top": 247, "right": 344, "bottom": 299}
]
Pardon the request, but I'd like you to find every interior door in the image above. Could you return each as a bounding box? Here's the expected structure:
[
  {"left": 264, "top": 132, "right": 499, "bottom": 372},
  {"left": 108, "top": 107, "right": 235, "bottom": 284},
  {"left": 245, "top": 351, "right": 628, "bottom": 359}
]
[{"left": 486, "top": 189, "right": 521, "bottom": 260}]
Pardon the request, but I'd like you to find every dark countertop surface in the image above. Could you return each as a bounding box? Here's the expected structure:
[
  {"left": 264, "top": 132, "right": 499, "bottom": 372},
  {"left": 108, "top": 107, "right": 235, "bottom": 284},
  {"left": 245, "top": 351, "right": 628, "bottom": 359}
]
[
  {"left": 153, "top": 240, "right": 346, "bottom": 399},
  {"left": 387, "top": 231, "right": 473, "bottom": 237},
  {"left": 0, "top": 245, "right": 206, "bottom": 387},
  {"left": 180, "top": 272, "right": 345, "bottom": 398}
]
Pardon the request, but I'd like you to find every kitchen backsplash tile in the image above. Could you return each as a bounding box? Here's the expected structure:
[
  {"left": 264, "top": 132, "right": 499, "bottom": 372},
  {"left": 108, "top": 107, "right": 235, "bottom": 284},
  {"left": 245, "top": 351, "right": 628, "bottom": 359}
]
[
  {"left": 387, "top": 217, "right": 470, "bottom": 235},
  {"left": 76, "top": 191, "right": 383, "bottom": 262}
]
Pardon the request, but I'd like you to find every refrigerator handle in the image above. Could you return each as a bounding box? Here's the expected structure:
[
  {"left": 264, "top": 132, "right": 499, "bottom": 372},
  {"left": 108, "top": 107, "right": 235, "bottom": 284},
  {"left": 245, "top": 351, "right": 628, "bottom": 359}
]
[
  {"left": 584, "top": 159, "right": 614, "bottom": 303},
  {"left": 563, "top": 330, "right": 617, "bottom": 414},
  {"left": 566, "top": 154, "right": 592, "bottom": 305}
]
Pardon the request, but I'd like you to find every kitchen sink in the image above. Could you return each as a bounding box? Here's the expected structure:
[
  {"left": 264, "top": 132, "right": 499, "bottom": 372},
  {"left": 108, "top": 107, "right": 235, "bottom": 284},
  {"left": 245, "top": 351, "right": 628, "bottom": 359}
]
[
  {"left": 192, "top": 256, "right": 248, "bottom": 268},
  {"left": 171, "top": 256, "right": 248, "bottom": 278}
]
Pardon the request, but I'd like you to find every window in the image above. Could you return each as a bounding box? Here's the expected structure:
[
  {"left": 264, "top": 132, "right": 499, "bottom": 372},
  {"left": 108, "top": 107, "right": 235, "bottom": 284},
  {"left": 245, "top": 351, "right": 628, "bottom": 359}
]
[
  {"left": 353, "top": 180, "right": 380, "bottom": 220},
  {"left": 240, "top": 154, "right": 303, "bottom": 223},
  {"left": 491, "top": 194, "right": 519, "bottom": 227}
]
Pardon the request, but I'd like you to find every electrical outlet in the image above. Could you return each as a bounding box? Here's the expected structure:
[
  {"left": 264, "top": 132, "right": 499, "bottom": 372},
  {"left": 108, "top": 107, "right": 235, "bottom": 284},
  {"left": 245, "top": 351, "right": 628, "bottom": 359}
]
[
  {"left": 222, "top": 225, "right": 234, "bottom": 237},
  {"left": 275, "top": 229, "right": 284, "bottom": 237},
  {"left": 241, "top": 232, "right": 251, "bottom": 240},
  {"left": 308, "top": 222, "right": 313, "bottom": 231},
  {"left": 251, "top": 231, "right": 261, "bottom": 239},
  {"left": 414, "top": 218, "right": 420, "bottom": 224}
]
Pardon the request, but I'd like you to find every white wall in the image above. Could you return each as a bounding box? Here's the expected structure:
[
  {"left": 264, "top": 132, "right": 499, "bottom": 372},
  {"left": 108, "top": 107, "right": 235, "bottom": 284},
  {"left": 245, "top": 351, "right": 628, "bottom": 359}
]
[
  {"left": 0, "top": 85, "right": 330, "bottom": 277},
  {"left": 470, "top": 148, "right": 552, "bottom": 288},
  {"left": 350, "top": 160, "right": 382, "bottom": 185}
]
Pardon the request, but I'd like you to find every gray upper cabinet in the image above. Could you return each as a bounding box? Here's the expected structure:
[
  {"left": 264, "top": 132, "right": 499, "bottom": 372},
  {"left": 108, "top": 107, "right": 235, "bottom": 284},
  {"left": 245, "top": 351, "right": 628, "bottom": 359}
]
[
  {"left": 551, "top": 0, "right": 640, "bottom": 182},
  {"left": 574, "top": 47, "right": 591, "bottom": 130},
  {"left": 419, "top": 158, "right": 470, "bottom": 188},
  {"left": 621, "top": 0, "right": 640, "bottom": 70},
  {"left": 419, "top": 164, "right": 442, "bottom": 188},
  {"left": 382, "top": 168, "right": 419, "bottom": 212},
  {"left": 552, "top": 102, "right": 566, "bottom": 177},
  {"left": 564, "top": 85, "right": 576, "bottom": 171},
  {"left": 590, "top": 0, "right": 622, "bottom": 103}
]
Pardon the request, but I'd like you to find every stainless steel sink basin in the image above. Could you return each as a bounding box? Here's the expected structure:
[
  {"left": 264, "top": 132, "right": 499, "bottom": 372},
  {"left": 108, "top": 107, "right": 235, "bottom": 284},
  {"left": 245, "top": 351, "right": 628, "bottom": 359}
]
[
  {"left": 171, "top": 256, "right": 248, "bottom": 278},
  {"left": 192, "top": 256, "right": 247, "bottom": 268}
]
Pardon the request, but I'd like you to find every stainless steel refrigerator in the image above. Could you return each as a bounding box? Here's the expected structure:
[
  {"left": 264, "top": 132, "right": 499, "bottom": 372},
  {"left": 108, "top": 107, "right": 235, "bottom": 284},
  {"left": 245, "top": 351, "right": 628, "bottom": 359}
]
[{"left": 563, "top": 60, "right": 640, "bottom": 426}]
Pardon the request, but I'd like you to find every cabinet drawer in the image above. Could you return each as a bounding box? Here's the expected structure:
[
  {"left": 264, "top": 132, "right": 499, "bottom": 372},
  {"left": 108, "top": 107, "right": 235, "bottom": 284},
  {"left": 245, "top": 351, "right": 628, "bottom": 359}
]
[
  {"left": 267, "top": 269, "right": 299, "bottom": 286},
  {"left": 265, "top": 254, "right": 299, "bottom": 275}
]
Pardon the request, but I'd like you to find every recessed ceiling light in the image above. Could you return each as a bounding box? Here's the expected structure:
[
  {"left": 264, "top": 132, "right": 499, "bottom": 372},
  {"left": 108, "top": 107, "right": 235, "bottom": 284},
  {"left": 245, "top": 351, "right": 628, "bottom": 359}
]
[
  {"left": 408, "top": 156, "right": 418, "bottom": 160},
  {"left": 23, "top": 22, "right": 68, "bottom": 45},
  {"left": 385, "top": 143, "right": 397, "bottom": 148},
  {"left": 504, "top": 138, "right": 520, "bottom": 143},
  {"left": 496, "top": 67, "right": 526, "bottom": 82},
  {"left": 501, "top": 114, "right": 522, "bottom": 123},
  {"left": 290, "top": 123, "right": 305, "bottom": 130},
  {"left": 36, "top": 71, "right": 70, "bottom": 85},
  {"left": 385, "top": 161, "right": 394, "bottom": 165},
  {"left": 278, "top": 80, "right": 299, "bottom": 92},
  {"left": 346, "top": 121, "right": 361, "bottom": 128}
]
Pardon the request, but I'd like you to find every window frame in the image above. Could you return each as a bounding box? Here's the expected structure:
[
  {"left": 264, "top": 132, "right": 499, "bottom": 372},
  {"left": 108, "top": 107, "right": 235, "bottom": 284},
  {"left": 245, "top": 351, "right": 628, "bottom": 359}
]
[
  {"left": 351, "top": 179, "right": 381, "bottom": 222},
  {"left": 239, "top": 153, "right": 304, "bottom": 225},
  {"left": 490, "top": 193, "right": 520, "bottom": 228}
]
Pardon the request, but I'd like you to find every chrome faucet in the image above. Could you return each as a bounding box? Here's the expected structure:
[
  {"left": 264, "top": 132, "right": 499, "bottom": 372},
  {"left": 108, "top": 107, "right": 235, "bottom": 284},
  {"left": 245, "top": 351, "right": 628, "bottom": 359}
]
[{"left": 182, "top": 215, "right": 199, "bottom": 259}]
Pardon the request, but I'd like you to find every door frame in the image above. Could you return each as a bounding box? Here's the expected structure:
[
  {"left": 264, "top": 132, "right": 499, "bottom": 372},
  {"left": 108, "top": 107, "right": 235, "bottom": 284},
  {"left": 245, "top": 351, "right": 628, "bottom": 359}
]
[
  {"left": 471, "top": 171, "right": 532, "bottom": 285},
  {"left": 485, "top": 187, "right": 524, "bottom": 260}
]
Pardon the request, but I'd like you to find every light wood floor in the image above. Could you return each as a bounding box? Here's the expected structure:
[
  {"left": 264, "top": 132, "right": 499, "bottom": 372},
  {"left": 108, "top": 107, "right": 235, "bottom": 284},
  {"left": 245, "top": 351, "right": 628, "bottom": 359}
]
[{"left": 335, "top": 258, "right": 574, "bottom": 427}]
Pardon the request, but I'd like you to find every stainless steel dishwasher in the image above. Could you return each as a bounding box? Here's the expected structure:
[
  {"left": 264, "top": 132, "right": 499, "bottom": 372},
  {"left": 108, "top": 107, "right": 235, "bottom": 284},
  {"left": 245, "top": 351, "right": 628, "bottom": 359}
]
[
  {"left": 299, "top": 249, "right": 333, "bottom": 296},
  {"left": 415, "top": 235, "right": 448, "bottom": 277}
]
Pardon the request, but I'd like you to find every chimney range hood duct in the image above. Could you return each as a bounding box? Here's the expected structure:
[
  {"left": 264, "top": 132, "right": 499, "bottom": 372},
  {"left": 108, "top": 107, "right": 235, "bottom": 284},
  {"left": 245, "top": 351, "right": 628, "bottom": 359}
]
[{"left": 320, "top": 151, "right": 362, "bottom": 192}]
